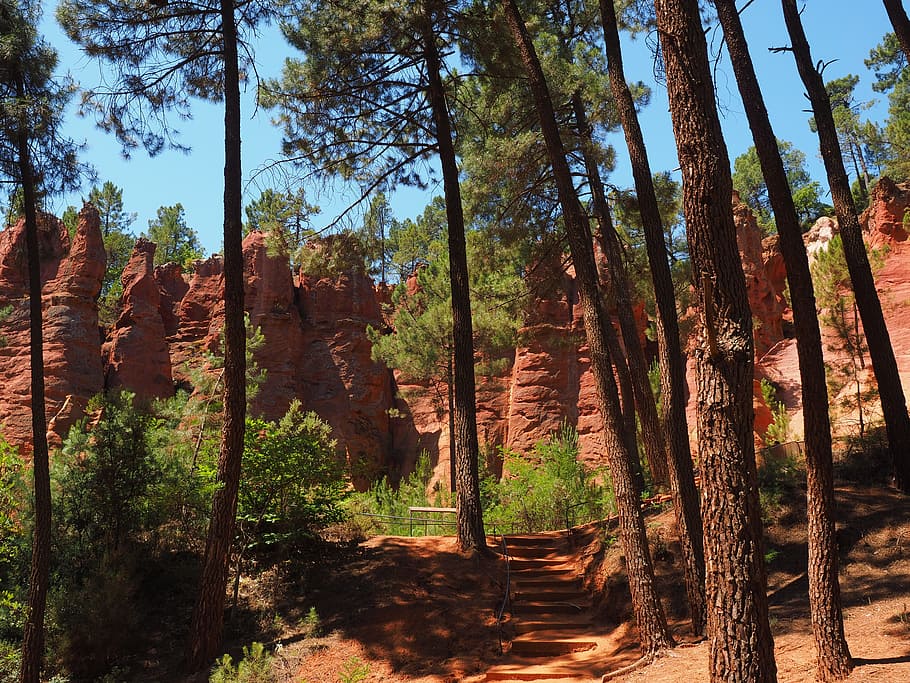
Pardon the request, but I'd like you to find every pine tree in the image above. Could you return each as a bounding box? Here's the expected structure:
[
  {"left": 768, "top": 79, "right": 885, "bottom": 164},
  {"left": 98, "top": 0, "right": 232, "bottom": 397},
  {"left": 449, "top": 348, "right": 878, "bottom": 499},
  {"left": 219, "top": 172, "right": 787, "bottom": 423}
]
[
  {"left": 0, "top": 2, "right": 83, "bottom": 679},
  {"left": 654, "top": 0, "right": 777, "bottom": 679},
  {"left": 600, "top": 0, "right": 706, "bottom": 636},
  {"left": 715, "top": 2, "right": 852, "bottom": 679},
  {"left": 782, "top": 0, "right": 910, "bottom": 494},
  {"left": 501, "top": 0, "right": 674, "bottom": 659},
  {"left": 57, "top": 0, "right": 275, "bottom": 668},
  {"left": 264, "top": 0, "right": 488, "bottom": 552}
]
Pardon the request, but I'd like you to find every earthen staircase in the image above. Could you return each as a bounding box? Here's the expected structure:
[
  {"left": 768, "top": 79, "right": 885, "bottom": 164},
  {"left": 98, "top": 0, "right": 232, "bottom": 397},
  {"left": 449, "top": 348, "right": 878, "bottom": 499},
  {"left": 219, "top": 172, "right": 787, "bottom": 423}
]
[{"left": 486, "top": 531, "right": 605, "bottom": 682}]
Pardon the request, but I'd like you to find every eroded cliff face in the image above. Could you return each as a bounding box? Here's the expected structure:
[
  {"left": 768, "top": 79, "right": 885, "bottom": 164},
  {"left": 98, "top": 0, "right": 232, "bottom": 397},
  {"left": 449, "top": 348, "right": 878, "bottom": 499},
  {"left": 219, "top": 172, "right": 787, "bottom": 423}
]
[
  {"left": 9, "top": 182, "right": 906, "bottom": 480},
  {"left": 0, "top": 206, "right": 105, "bottom": 448}
]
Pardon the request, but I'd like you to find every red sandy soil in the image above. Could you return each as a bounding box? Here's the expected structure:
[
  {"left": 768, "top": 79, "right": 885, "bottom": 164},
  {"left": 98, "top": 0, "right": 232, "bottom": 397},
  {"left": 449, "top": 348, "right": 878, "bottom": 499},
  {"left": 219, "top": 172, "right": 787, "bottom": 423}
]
[{"left": 270, "top": 480, "right": 909, "bottom": 683}]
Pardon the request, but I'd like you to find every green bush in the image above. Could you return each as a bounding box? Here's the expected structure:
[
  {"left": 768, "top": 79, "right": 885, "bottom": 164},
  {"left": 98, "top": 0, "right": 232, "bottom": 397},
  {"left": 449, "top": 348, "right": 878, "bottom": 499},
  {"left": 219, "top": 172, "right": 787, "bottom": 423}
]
[
  {"left": 0, "top": 435, "right": 28, "bottom": 641},
  {"left": 484, "top": 425, "right": 614, "bottom": 534},
  {"left": 238, "top": 401, "right": 347, "bottom": 549},
  {"left": 346, "top": 452, "right": 447, "bottom": 536},
  {"left": 210, "top": 642, "right": 276, "bottom": 683},
  {"left": 760, "top": 378, "right": 791, "bottom": 446}
]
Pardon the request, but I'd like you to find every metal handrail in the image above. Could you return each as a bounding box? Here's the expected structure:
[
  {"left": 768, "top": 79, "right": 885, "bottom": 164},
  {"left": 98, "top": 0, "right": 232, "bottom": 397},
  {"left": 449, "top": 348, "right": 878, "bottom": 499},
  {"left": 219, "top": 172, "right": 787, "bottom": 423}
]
[
  {"left": 495, "top": 533, "right": 510, "bottom": 655},
  {"left": 352, "top": 511, "right": 457, "bottom": 536}
]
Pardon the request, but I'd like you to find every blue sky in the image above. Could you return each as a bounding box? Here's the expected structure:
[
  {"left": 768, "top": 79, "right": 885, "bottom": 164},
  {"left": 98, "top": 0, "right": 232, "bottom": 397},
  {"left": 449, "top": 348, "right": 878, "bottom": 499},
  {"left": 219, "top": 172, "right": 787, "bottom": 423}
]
[{"left": 39, "top": 1, "right": 894, "bottom": 255}]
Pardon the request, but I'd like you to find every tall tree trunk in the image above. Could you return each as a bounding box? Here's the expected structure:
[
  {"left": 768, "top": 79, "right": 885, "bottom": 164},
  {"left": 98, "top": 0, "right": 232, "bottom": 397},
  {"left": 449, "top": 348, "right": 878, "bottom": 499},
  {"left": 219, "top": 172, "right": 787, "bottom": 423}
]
[
  {"left": 783, "top": 0, "right": 910, "bottom": 494},
  {"left": 185, "top": 1, "right": 247, "bottom": 670},
  {"left": 714, "top": 2, "right": 852, "bottom": 678},
  {"left": 599, "top": 0, "right": 706, "bottom": 636},
  {"left": 422, "top": 1, "right": 486, "bottom": 552},
  {"left": 654, "top": 1, "right": 776, "bottom": 680},
  {"left": 17, "top": 74, "right": 51, "bottom": 683},
  {"left": 883, "top": 0, "right": 910, "bottom": 60},
  {"left": 571, "top": 93, "right": 669, "bottom": 490},
  {"left": 502, "top": 0, "right": 673, "bottom": 657}
]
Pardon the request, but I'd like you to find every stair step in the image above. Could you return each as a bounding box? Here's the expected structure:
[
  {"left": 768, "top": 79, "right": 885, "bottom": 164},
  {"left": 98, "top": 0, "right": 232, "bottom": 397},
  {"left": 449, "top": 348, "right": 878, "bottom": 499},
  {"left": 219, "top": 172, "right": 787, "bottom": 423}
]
[
  {"left": 510, "top": 568, "right": 578, "bottom": 581},
  {"left": 507, "top": 547, "right": 571, "bottom": 560},
  {"left": 512, "top": 600, "right": 592, "bottom": 615},
  {"left": 513, "top": 617, "right": 593, "bottom": 634},
  {"left": 485, "top": 665, "right": 589, "bottom": 681},
  {"left": 512, "top": 572, "right": 581, "bottom": 590},
  {"left": 509, "top": 558, "right": 575, "bottom": 571},
  {"left": 513, "top": 589, "right": 588, "bottom": 602},
  {"left": 503, "top": 535, "right": 569, "bottom": 547},
  {"left": 510, "top": 637, "right": 597, "bottom": 657}
]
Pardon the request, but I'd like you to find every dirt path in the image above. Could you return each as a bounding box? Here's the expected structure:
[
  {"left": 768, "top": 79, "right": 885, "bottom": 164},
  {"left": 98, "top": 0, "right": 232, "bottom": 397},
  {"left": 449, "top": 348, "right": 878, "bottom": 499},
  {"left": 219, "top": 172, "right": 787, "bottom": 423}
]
[{"left": 279, "top": 483, "right": 909, "bottom": 682}]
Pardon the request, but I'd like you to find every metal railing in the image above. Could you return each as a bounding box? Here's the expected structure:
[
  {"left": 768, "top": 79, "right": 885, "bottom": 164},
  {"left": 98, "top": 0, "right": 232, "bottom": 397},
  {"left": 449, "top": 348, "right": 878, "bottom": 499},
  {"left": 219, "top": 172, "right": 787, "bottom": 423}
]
[{"left": 494, "top": 534, "right": 510, "bottom": 655}]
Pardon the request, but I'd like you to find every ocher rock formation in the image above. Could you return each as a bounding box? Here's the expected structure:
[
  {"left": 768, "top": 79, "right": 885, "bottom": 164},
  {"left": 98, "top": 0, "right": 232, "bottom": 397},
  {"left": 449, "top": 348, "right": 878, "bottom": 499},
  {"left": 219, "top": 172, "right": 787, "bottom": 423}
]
[
  {"left": 7, "top": 182, "right": 891, "bottom": 479},
  {"left": 103, "top": 238, "right": 173, "bottom": 399},
  {"left": 0, "top": 206, "right": 105, "bottom": 447}
]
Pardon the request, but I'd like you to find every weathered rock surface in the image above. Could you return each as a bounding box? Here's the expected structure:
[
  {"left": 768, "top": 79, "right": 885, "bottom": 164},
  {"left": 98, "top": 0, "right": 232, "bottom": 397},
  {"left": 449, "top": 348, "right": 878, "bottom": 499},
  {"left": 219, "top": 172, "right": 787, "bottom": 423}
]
[
  {"left": 103, "top": 238, "right": 173, "bottom": 399},
  {"left": 733, "top": 194, "right": 785, "bottom": 357},
  {"left": 0, "top": 206, "right": 105, "bottom": 448},
  {"left": 863, "top": 176, "right": 910, "bottom": 247}
]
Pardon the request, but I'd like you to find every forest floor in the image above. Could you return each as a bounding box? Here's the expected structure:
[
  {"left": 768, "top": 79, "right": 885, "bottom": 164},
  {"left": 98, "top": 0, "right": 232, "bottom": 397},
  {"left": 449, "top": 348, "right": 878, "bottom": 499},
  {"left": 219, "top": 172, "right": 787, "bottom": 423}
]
[{"left": 211, "top": 453, "right": 910, "bottom": 683}]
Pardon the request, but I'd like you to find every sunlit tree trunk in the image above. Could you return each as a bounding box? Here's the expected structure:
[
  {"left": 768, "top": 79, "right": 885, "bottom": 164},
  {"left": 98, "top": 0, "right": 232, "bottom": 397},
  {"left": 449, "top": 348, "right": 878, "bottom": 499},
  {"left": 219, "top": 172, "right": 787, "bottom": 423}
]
[
  {"left": 884, "top": 0, "right": 910, "bottom": 60},
  {"left": 502, "top": 0, "right": 673, "bottom": 657},
  {"left": 654, "top": 1, "right": 776, "bottom": 680},
  {"left": 714, "top": 2, "right": 852, "bottom": 678},
  {"left": 783, "top": 0, "right": 910, "bottom": 494},
  {"left": 599, "top": 0, "right": 705, "bottom": 636},
  {"left": 185, "top": 0, "right": 246, "bottom": 670},
  {"left": 422, "top": 0, "right": 486, "bottom": 552},
  {"left": 17, "top": 73, "right": 51, "bottom": 683},
  {"left": 571, "top": 93, "right": 669, "bottom": 489}
]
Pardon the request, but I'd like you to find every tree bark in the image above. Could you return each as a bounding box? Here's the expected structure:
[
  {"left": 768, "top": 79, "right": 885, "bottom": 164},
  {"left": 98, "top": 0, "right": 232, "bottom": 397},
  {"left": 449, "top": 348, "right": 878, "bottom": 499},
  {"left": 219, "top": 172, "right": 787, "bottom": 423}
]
[
  {"left": 17, "top": 74, "right": 51, "bottom": 683},
  {"left": 653, "top": 1, "right": 776, "bottom": 680},
  {"left": 714, "top": 2, "right": 853, "bottom": 678},
  {"left": 884, "top": 0, "right": 910, "bottom": 61},
  {"left": 599, "top": 0, "right": 706, "bottom": 637},
  {"left": 783, "top": 0, "right": 910, "bottom": 494},
  {"left": 502, "top": 0, "right": 673, "bottom": 657},
  {"left": 185, "top": 0, "right": 247, "bottom": 670},
  {"left": 422, "top": 0, "right": 486, "bottom": 553},
  {"left": 572, "top": 94, "right": 670, "bottom": 489}
]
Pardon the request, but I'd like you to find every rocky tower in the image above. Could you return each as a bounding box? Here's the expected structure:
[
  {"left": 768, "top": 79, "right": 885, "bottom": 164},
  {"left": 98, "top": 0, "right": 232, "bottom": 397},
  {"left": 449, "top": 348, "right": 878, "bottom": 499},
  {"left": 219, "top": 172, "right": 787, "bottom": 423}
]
[{"left": 0, "top": 206, "right": 105, "bottom": 448}]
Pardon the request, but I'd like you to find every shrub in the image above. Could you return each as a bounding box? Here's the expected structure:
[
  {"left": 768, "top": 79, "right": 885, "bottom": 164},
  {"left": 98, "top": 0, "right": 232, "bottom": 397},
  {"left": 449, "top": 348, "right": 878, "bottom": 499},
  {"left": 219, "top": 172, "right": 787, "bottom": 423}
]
[
  {"left": 0, "top": 435, "right": 28, "bottom": 641},
  {"left": 237, "top": 401, "right": 347, "bottom": 549},
  {"left": 210, "top": 642, "right": 276, "bottom": 683},
  {"left": 484, "top": 425, "right": 614, "bottom": 534},
  {"left": 759, "top": 378, "right": 791, "bottom": 446},
  {"left": 346, "top": 452, "right": 446, "bottom": 536}
]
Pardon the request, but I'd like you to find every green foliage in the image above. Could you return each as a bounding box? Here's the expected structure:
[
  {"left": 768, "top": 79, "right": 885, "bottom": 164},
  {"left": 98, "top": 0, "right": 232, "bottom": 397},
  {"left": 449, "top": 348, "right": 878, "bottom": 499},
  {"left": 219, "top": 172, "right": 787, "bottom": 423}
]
[
  {"left": 144, "top": 203, "right": 204, "bottom": 267},
  {"left": 56, "top": 0, "right": 275, "bottom": 157},
  {"left": 866, "top": 32, "right": 906, "bottom": 93},
  {"left": 484, "top": 425, "right": 614, "bottom": 534},
  {"left": 339, "top": 657, "right": 370, "bottom": 683},
  {"left": 0, "top": 0, "right": 85, "bottom": 201},
  {"left": 368, "top": 207, "right": 524, "bottom": 397},
  {"left": 297, "top": 232, "right": 369, "bottom": 280},
  {"left": 0, "top": 639, "right": 20, "bottom": 683},
  {"left": 612, "top": 172, "right": 693, "bottom": 333},
  {"left": 56, "top": 391, "right": 163, "bottom": 555},
  {"left": 244, "top": 187, "right": 318, "bottom": 261},
  {"left": 809, "top": 75, "right": 879, "bottom": 198},
  {"left": 757, "top": 447, "right": 804, "bottom": 525},
  {"left": 209, "top": 642, "right": 276, "bottom": 683},
  {"left": 759, "top": 378, "right": 791, "bottom": 447},
  {"left": 731, "top": 140, "right": 829, "bottom": 234},
  {"left": 89, "top": 181, "right": 137, "bottom": 323},
  {"left": 238, "top": 402, "right": 346, "bottom": 549},
  {"left": 811, "top": 234, "right": 889, "bottom": 436},
  {"left": 0, "top": 435, "right": 28, "bottom": 641},
  {"left": 347, "top": 452, "right": 444, "bottom": 536}
]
